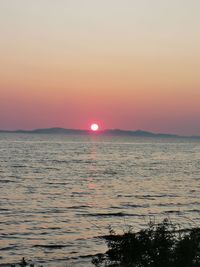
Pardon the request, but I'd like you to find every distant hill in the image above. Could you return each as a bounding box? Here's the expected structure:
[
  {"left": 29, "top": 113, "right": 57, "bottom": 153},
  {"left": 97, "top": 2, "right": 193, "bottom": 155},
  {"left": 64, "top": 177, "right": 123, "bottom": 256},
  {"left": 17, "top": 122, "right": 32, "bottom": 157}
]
[
  {"left": 0, "top": 127, "right": 86, "bottom": 135},
  {"left": 0, "top": 127, "right": 200, "bottom": 139},
  {"left": 103, "top": 129, "right": 179, "bottom": 138}
]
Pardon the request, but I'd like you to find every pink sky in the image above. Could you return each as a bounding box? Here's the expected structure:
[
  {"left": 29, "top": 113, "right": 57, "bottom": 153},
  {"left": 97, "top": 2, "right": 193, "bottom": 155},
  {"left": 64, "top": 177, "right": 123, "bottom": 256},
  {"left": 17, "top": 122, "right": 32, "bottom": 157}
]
[{"left": 0, "top": 1, "right": 200, "bottom": 135}]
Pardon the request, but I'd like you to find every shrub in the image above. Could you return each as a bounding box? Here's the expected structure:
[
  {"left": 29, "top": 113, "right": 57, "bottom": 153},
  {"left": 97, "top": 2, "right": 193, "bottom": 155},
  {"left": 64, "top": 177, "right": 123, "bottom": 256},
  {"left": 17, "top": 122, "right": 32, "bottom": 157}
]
[{"left": 92, "top": 218, "right": 200, "bottom": 267}]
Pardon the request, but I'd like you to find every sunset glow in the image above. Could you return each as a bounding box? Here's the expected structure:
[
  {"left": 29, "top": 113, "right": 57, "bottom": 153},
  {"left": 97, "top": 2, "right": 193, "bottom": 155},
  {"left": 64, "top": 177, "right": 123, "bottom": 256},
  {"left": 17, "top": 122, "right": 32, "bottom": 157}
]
[
  {"left": 0, "top": 1, "right": 200, "bottom": 135},
  {"left": 0, "top": 2, "right": 200, "bottom": 265},
  {"left": 91, "top": 123, "right": 99, "bottom": 132}
]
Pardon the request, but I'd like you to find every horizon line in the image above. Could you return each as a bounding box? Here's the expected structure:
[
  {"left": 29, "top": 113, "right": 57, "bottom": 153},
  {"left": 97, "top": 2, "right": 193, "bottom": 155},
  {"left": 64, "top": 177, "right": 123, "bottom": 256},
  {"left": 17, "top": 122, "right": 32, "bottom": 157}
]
[{"left": 0, "top": 127, "right": 200, "bottom": 138}]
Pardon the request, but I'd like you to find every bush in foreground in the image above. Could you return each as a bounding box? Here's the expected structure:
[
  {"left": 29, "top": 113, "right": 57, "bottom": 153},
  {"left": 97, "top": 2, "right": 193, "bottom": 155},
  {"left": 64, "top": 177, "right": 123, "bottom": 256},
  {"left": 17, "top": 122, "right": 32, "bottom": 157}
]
[{"left": 92, "top": 218, "right": 200, "bottom": 267}]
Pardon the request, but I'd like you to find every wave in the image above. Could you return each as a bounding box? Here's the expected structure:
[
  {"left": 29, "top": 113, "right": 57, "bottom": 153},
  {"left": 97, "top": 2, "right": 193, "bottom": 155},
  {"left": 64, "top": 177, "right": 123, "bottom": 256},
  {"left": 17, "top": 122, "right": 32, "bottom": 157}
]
[
  {"left": 33, "top": 244, "right": 69, "bottom": 249},
  {"left": 82, "top": 212, "right": 144, "bottom": 217}
]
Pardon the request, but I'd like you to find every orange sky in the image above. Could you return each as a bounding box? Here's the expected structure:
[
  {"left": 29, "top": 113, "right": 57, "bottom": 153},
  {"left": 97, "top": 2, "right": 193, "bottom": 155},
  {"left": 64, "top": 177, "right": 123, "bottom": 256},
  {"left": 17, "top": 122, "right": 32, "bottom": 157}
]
[{"left": 0, "top": 1, "right": 200, "bottom": 135}]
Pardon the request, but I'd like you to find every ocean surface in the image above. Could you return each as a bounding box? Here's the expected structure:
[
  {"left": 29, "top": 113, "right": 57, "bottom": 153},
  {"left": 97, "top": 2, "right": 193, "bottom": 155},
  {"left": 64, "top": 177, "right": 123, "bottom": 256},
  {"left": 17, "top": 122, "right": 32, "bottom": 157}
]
[{"left": 0, "top": 133, "right": 200, "bottom": 266}]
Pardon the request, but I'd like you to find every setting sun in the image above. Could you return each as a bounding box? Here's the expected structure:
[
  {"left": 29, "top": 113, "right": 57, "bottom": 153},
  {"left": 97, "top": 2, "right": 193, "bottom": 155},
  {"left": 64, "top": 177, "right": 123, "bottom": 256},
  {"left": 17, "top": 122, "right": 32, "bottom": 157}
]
[{"left": 91, "top": 123, "right": 99, "bottom": 131}]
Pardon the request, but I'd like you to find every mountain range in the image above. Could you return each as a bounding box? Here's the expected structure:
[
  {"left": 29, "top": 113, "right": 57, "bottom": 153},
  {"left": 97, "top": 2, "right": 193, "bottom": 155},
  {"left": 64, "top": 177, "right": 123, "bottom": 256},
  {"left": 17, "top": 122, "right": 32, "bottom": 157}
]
[{"left": 0, "top": 127, "right": 199, "bottom": 139}]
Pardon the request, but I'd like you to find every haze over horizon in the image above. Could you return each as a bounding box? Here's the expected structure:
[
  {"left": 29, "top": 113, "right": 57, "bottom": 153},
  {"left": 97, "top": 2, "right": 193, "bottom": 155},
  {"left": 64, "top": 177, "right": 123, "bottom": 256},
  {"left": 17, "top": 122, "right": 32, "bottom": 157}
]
[{"left": 1, "top": 1, "right": 200, "bottom": 135}]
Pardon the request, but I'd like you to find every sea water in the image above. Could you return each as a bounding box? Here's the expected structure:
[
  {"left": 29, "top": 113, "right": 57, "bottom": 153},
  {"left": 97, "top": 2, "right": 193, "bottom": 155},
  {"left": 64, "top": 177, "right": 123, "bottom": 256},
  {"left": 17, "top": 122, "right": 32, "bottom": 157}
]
[{"left": 0, "top": 134, "right": 199, "bottom": 266}]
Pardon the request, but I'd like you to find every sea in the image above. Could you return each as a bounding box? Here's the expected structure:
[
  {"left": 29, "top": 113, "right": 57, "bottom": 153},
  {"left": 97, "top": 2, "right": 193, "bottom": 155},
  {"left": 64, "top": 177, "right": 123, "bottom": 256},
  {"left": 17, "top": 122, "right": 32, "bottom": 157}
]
[{"left": 0, "top": 133, "right": 199, "bottom": 266}]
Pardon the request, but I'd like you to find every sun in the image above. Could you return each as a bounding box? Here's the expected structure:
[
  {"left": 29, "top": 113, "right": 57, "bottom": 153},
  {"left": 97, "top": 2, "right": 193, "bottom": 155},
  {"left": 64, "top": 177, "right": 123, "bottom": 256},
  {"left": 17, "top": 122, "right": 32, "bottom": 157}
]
[{"left": 91, "top": 123, "right": 99, "bottom": 131}]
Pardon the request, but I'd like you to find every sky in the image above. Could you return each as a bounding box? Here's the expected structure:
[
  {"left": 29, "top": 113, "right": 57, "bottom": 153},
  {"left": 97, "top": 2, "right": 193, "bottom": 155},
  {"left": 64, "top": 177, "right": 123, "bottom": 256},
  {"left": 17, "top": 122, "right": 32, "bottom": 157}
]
[{"left": 0, "top": 0, "right": 200, "bottom": 135}]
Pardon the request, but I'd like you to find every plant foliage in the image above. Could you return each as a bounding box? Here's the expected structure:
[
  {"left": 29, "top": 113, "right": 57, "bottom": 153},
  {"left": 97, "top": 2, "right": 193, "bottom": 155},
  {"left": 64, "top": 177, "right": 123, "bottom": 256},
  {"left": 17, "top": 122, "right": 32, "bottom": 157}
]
[{"left": 92, "top": 218, "right": 200, "bottom": 267}]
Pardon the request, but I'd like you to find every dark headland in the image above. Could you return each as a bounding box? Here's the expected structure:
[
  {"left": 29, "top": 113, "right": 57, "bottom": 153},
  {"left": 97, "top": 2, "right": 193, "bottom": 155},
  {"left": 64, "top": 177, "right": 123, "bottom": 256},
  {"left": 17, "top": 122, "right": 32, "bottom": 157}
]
[{"left": 0, "top": 127, "right": 200, "bottom": 139}]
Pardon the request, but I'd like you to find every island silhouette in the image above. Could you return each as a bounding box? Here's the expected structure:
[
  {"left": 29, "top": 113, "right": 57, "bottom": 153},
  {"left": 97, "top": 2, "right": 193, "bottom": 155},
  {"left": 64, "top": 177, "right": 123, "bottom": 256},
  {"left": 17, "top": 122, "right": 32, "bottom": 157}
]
[{"left": 0, "top": 127, "right": 200, "bottom": 139}]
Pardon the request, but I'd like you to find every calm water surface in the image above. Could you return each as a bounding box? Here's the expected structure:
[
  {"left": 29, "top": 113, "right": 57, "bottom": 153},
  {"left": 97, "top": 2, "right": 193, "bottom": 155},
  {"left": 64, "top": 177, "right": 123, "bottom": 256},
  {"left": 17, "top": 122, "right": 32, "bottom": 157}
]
[{"left": 0, "top": 134, "right": 200, "bottom": 266}]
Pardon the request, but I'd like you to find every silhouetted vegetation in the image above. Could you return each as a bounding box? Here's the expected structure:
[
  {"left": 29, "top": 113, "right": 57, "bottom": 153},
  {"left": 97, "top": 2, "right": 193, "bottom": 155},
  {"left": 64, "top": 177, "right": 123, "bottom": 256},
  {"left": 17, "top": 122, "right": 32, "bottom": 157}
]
[
  {"left": 10, "top": 257, "right": 43, "bottom": 267},
  {"left": 92, "top": 218, "right": 200, "bottom": 267}
]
